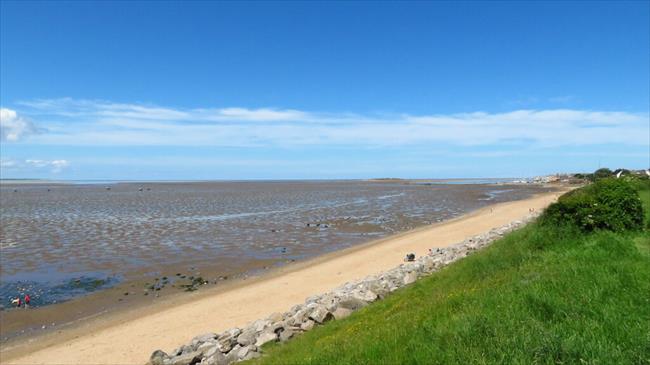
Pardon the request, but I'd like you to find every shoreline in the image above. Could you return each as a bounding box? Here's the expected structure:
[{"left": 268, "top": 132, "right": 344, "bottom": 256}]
[{"left": 0, "top": 188, "right": 565, "bottom": 365}]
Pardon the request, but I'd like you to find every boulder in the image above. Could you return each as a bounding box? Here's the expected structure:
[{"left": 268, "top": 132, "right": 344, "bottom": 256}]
[
  {"left": 300, "top": 319, "right": 315, "bottom": 331},
  {"left": 291, "top": 309, "right": 309, "bottom": 324},
  {"left": 172, "top": 345, "right": 194, "bottom": 356},
  {"left": 308, "top": 305, "right": 333, "bottom": 324},
  {"left": 236, "top": 329, "right": 257, "bottom": 347},
  {"left": 251, "top": 319, "right": 270, "bottom": 332},
  {"left": 202, "top": 351, "right": 227, "bottom": 365},
  {"left": 278, "top": 328, "right": 294, "bottom": 342},
  {"left": 403, "top": 271, "right": 418, "bottom": 285},
  {"left": 216, "top": 331, "right": 237, "bottom": 353},
  {"left": 255, "top": 331, "right": 277, "bottom": 347},
  {"left": 169, "top": 351, "right": 202, "bottom": 365},
  {"left": 224, "top": 345, "right": 241, "bottom": 364},
  {"left": 149, "top": 350, "right": 169, "bottom": 365},
  {"left": 237, "top": 345, "right": 257, "bottom": 360},
  {"left": 338, "top": 296, "right": 368, "bottom": 311},
  {"left": 267, "top": 312, "right": 284, "bottom": 323},
  {"left": 351, "top": 290, "right": 378, "bottom": 303},
  {"left": 332, "top": 307, "right": 353, "bottom": 320},
  {"left": 192, "top": 333, "right": 217, "bottom": 347},
  {"left": 200, "top": 344, "right": 218, "bottom": 359}
]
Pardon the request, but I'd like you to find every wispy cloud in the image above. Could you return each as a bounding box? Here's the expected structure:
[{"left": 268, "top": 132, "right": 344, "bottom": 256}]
[
  {"left": 1, "top": 158, "right": 70, "bottom": 173},
  {"left": 6, "top": 98, "right": 649, "bottom": 148}
]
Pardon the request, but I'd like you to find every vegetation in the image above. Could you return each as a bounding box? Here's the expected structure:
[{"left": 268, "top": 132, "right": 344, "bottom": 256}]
[
  {"left": 540, "top": 178, "right": 644, "bottom": 232},
  {"left": 251, "top": 178, "right": 650, "bottom": 364}
]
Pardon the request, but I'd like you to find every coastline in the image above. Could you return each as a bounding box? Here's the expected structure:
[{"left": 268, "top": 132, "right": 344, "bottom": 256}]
[{"left": 0, "top": 188, "right": 565, "bottom": 365}]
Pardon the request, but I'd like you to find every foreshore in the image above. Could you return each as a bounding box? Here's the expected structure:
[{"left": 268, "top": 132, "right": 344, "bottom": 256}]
[{"left": 0, "top": 189, "right": 564, "bottom": 365}]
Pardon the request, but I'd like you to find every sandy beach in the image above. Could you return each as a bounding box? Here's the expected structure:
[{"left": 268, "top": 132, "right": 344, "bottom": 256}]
[{"left": 0, "top": 189, "right": 563, "bottom": 365}]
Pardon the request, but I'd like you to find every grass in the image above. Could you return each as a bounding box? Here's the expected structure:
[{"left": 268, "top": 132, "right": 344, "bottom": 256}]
[{"left": 251, "top": 180, "right": 650, "bottom": 365}]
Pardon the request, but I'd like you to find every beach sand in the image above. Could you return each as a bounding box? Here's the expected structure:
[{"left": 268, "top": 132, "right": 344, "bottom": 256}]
[{"left": 0, "top": 190, "right": 563, "bottom": 365}]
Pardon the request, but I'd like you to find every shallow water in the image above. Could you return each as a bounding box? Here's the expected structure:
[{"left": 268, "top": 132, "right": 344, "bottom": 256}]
[{"left": 0, "top": 180, "right": 550, "bottom": 309}]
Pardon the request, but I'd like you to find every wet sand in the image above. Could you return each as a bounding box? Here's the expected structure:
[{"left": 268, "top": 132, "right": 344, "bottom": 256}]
[
  {"left": 0, "top": 189, "right": 564, "bottom": 365},
  {"left": 1, "top": 181, "right": 552, "bottom": 341}
]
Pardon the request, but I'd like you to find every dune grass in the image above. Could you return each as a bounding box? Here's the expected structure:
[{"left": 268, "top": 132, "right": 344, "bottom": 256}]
[{"left": 252, "top": 180, "right": 650, "bottom": 364}]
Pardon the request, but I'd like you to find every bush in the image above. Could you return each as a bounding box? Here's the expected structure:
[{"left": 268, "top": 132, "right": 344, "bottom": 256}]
[
  {"left": 541, "top": 178, "right": 644, "bottom": 232},
  {"left": 593, "top": 168, "right": 613, "bottom": 180}
]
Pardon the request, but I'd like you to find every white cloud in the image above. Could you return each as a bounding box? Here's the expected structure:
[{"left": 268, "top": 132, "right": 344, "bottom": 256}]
[
  {"left": 0, "top": 108, "right": 39, "bottom": 141},
  {"left": 0, "top": 158, "right": 17, "bottom": 168},
  {"left": 212, "top": 107, "right": 307, "bottom": 121},
  {"left": 24, "top": 159, "right": 70, "bottom": 173},
  {"left": 10, "top": 98, "right": 650, "bottom": 148}
]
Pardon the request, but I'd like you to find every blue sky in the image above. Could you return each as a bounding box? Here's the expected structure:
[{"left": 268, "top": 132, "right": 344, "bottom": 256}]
[{"left": 1, "top": 1, "right": 648, "bottom": 180}]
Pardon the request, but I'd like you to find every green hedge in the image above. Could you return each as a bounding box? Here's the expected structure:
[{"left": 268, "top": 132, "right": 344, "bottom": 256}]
[{"left": 541, "top": 178, "right": 644, "bottom": 232}]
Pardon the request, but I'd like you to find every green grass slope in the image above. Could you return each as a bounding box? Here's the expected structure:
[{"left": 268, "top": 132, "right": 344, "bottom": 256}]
[{"left": 252, "top": 179, "right": 650, "bottom": 365}]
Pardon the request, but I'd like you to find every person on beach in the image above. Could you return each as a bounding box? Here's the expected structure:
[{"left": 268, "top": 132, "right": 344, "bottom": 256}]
[
  {"left": 24, "top": 294, "right": 31, "bottom": 308},
  {"left": 11, "top": 296, "right": 21, "bottom": 308}
]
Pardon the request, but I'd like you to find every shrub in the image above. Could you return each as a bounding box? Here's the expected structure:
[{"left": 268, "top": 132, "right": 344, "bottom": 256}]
[
  {"left": 541, "top": 178, "right": 644, "bottom": 232},
  {"left": 593, "top": 168, "right": 613, "bottom": 180}
]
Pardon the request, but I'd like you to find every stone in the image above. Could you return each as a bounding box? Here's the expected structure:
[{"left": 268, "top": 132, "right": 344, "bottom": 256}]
[
  {"left": 403, "top": 271, "right": 418, "bottom": 285},
  {"left": 241, "top": 351, "right": 261, "bottom": 361},
  {"left": 291, "top": 309, "right": 309, "bottom": 324},
  {"left": 270, "top": 321, "right": 285, "bottom": 334},
  {"left": 216, "top": 332, "right": 237, "bottom": 353},
  {"left": 251, "top": 319, "right": 270, "bottom": 332},
  {"left": 236, "top": 329, "right": 257, "bottom": 346},
  {"left": 200, "top": 344, "right": 218, "bottom": 358},
  {"left": 149, "top": 350, "right": 169, "bottom": 365},
  {"left": 309, "top": 305, "right": 333, "bottom": 324},
  {"left": 350, "top": 290, "right": 378, "bottom": 303},
  {"left": 267, "top": 312, "right": 284, "bottom": 323},
  {"left": 224, "top": 345, "right": 241, "bottom": 364},
  {"left": 169, "top": 351, "right": 202, "bottom": 365},
  {"left": 279, "top": 328, "right": 294, "bottom": 342},
  {"left": 300, "top": 319, "right": 315, "bottom": 331},
  {"left": 366, "top": 282, "right": 389, "bottom": 298},
  {"left": 332, "top": 307, "right": 353, "bottom": 320},
  {"left": 202, "top": 351, "right": 227, "bottom": 365},
  {"left": 192, "top": 333, "right": 217, "bottom": 348},
  {"left": 237, "top": 345, "right": 254, "bottom": 360},
  {"left": 338, "top": 296, "right": 368, "bottom": 311},
  {"left": 255, "top": 331, "right": 277, "bottom": 347}
]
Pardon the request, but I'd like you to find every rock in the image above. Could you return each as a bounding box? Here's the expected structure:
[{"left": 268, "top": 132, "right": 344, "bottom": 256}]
[
  {"left": 236, "top": 329, "right": 257, "bottom": 346},
  {"left": 251, "top": 319, "right": 270, "bottom": 332},
  {"left": 338, "top": 296, "right": 368, "bottom": 311},
  {"left": 279, "top": 328, "right": 294, "bottom": 342},
  {"left": 351, "top": 290, "right": 378, "bottom": 303},
  {"left": 202, "top": 351, "right": 227, "bottom": 365},
  {"left": 270, "top": 321, "right": 285, "bottom": 334},
  {"left": 300, "top": 319, "right": 315, "bottom": 331},
  {"left": 366, "top": 281, "right": 389, "bottom": 298},
  {"left": 172, "top": 345, "right": 194, "bottom": 356},
  {"left": 291, "top": 309, "right": 309, "bottom": 324},
  {"left": 149, "top": 350, "right": 169, "bottom": 365},
  {"left": 236, "top": 345, "right": 258, "bottom": 360},
  {"left": 241, "top": 351, "right": 261, "bottom": 361},
  {"left": 267, "top": 312, "right": 284, "bottom": 323},
  {"left": 332, "top": 307, "right": 353, "bottom": 320},
  {"left": 198, "top": 343, "right": 217, "bottom": 357},
  {"left": 216, "top": 331, "right": 237, "bottom": 353},
  {"left": 309, "top": 305, "right": 333, "bottom": 324},
  {"left": 403, "top": 271, "right": 418, "bottom": 285},
  {"left": 255, "top": 331, "right": 277, "bottom": 347},
  {"left": 224, "top": 345, "right": 241, "bottom": 364},
  {"left": 169, "top": 351, "right": 202, "bottom": 365},
  {"left": 192, "top": 333, "right": 217, "bottom": 346}
]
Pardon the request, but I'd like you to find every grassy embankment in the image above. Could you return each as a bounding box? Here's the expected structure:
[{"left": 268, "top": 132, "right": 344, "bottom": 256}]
[{"left": 253, "top": 179, "right": 650, "bottom": 364}]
